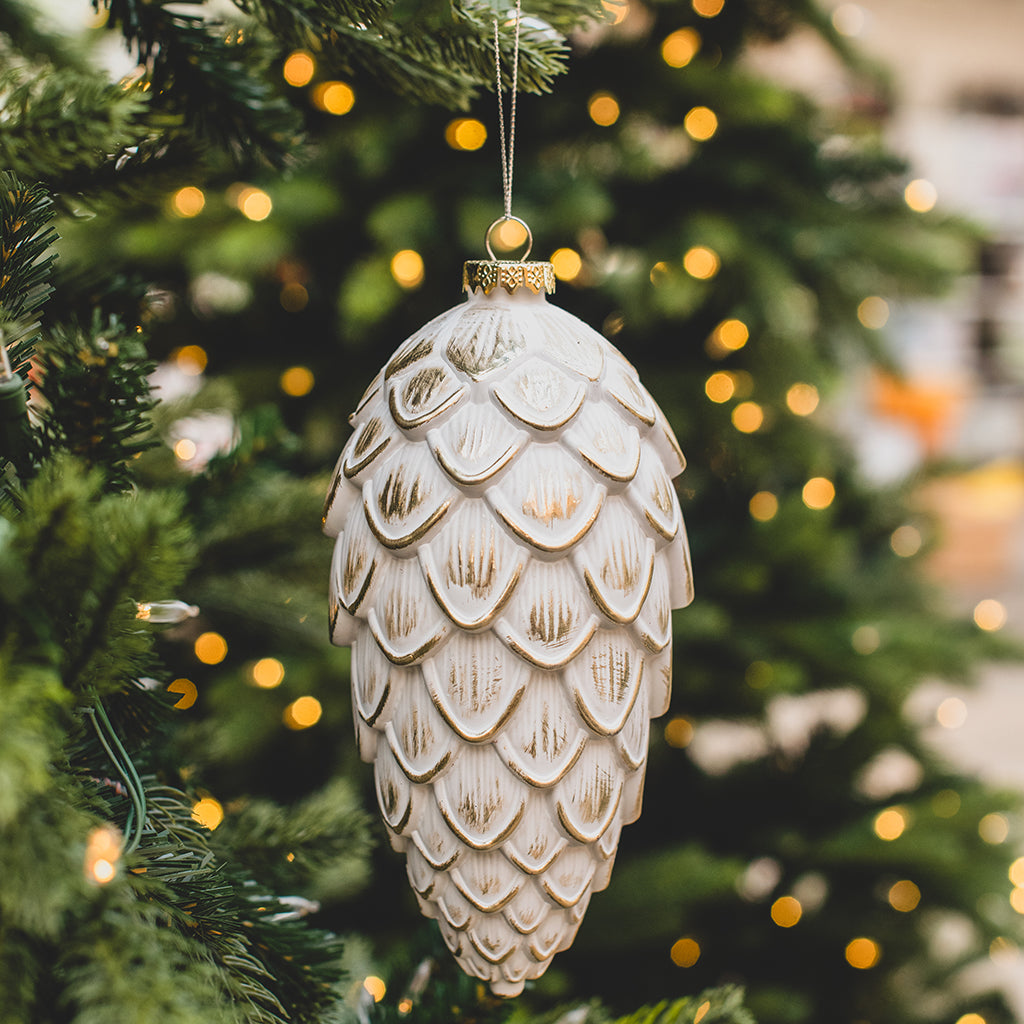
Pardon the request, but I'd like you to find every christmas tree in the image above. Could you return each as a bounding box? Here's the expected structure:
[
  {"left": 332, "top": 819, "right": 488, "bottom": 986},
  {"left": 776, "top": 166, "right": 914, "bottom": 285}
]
[{"left": 1, "top": 1, "right": 1020, "bottom": 1023}]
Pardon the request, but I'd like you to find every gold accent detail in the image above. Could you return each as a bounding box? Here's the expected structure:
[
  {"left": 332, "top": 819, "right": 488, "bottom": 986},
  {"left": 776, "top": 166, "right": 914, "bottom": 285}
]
[{"left": 463, "top": 261, "right": 556, "bottom": 296}]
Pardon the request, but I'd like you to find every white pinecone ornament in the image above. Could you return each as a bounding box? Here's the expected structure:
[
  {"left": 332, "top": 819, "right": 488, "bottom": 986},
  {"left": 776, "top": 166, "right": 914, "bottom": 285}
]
[{"left": 324, "top": 259, "right": 693, "bottom": 997}]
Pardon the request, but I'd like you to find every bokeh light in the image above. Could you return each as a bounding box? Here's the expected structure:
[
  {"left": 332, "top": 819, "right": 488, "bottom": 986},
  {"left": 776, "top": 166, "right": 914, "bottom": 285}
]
[
  {"left": 684, "top": 106, "right": 718, "bottom": 141},
  {"left": 771, "top": 896, "right": 803, "bottom": 927},
  {"left": 732, "top": 402, "right": 764, "bottom": 433},
  {"left": 172, "top": 186, "right": 205, "bottom": 218},
  {"left": 280, "top": 282, "right": 309, "bottom": 312},
  {"left": 192, "top": 796, "right": 224, "bottom": 830},
  {"left": 936, "top": 697, "right": 967, "bottom": 729},
  {"left": 890, "top": 524, "right": 922, "bottom": 557},
  {"left": 974, "top": 599, "right": 1007, "bottom": 632},
  {"left": 979, "top": 813, "right": 1009, "bottom": 845},
  {"left": 692, "top": 0, "right": 724, "bottom": 16},
  {"left": 684, "top": 246, "right": 720, "bottom": 280},
  {"left": 802, "top": 477, "right": 835, "bottom": 510},
  {"left": 705, "top": 372, "right": 735, "bottom": 403},
  {"left": 167, "top": 677, "right": 198, "bottom": 710},
  {"left": 194, "top": 631, "right": 228, "bottom": 665},
  {"left": 445, "top": 118, "right": 487, "bottom": 151},
  {"left": 857, "top": 296, "right": 890, "bottom": 329},
  {"left": 670, "top": 937, "right": 701, "bottom": 966},
  {"left": 312, "top": 81, "right": 355, "bottom": 115},
  {"left": 550, "top": 248, "right": 583, "bottom": 282},
  {"left": 391, "top": 249, "right": 425, "bottom": 289},
  {"left": 845, "top": 937, "right": 881, "bottom": 969},
  {"left": 363, "top": 977, "right": 386, "bottom": 1002},
  {"left": 749, "top": 491, "right": 779, "bottom": 522},
  {"left": 664, "top": 716, "right": 694, "bottom": 748},
  {"left": 251, "top": 657, "right": 285, "bottom": 688},
  {"left": 888, "top": 879, "right": 921, "bottom": 912},
  {"left": 588, "top": 92, "right": 620, "bottom": 126},
  {"left": 284, "top": 696, "right": 323, "bottom": 730},
  {"left": 175, "top": 344, "right": 208, "bottom": 375},
  {"left": 282, "top": 50, "right": 315, "bottom": 87},
  {"left": 905, "top": 178, "right": 938, "bottom": 212},
  {"left": 280, "top": 366, "right": 315, "bottom": 396},
  {"left": 661, "top": 28, "right": 700, "bottom": 67},
  {"left": 237, "top": 186, "right": 272, "bottom": 221},
  {"left": 786, "top": 383, "right": 819, "bottom": 416},
  {"left": 874, "top": 807, "right": 907, "bottom": 841}
]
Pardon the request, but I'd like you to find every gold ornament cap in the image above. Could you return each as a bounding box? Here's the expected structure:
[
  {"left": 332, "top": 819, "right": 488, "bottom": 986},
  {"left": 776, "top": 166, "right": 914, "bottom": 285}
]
[{"left": 462, "top": 260, "right": 556, "bottom": 296}]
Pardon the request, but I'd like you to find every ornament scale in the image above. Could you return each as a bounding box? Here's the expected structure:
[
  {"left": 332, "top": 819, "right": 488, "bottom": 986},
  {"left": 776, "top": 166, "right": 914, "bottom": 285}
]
[{"left": 323, "top": 259, "right": 693, "bottom": 996}]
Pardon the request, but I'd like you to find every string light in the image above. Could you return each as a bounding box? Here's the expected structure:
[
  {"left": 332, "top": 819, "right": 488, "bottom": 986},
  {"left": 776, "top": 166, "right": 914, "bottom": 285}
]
[
  {"left": 684, "top": 106, "right": 718, "bottom": 141},
  {"left": 905, "top": 179, "right": 937, "bottom": 213},
  {"left": 650, "top": 261, "right": 670, "bottom": 285},
  {"left": 705, "top": 372, "right": 735, "bottom": 403},
  {"left": 445, "top": 118, "right": 488, "bottom": 151},
  {"left": 280, "top": 366, "right": 315, "bottom": 397},
  {"left": 391, "top": 249, "right": 425, "bottom": 289},
  {"left": 694, "top": 1002, "right": 711, "bottom": 1024},
  {"left": 845, "top": 937, "right": 881, "bottom": 969},
  {"left": 887, "top": 879, "right": 921, "bottom": 912},
  {"left": 857, "top": 296, "right": 889, "bottom": 329},
  {"left": 669, "top": 937, "right": 701, "bottom": 966},
  {"left": 194, "top": 631, "right": 228, "bottom": 665},
  {"left": 1010, "top": 889, "right": 1024, "bottom": 914},
  {"left": 873, "top": 807, "right": 907, "bottom": 841},
  {"left": 664, "top": 716, "right": 694, "bottom": 748},
  {"left": 802, "top": 477, "right": 835, "bottom": 510},
  {"left": 84, "top": 825, "right": 122, "bottom": 884},
  {"left": 280, "top": 282, "right": 309, "bottom": 312},
  {"left": 935, "top": 697, "right": 967, "bottom": 729},
  {"left": 955, "top": 1016, "right": 986, "bottom": 1024},
  {"left": 661, "top": 28, "right": 700, "bottom": 67},
  {"left": 588, "top": 92, "right": 620, "bottom": 127},
  {"left": 731, "top": 401, "right": 764, "bottom": 433},
  {"left": 172, "top": 186, "right": 205, "bottom": 218},
  {"left": 167, "top": 678, "right": 198, "bottom": 710},
  {"left": 312, "top": 81, "right": 356, "bottom": 115},
  {"left": 979, "top": 813, "right": 1009, "bottom": 844},
  {"left": 683, "top": 246, "right": 720, "bottom": 280},
  {"left": 135, "top": 600, "right": 198, "bottom": 624},
  {"left": 974, "top": 599, "right": 1007, "bottom": 632},
  {"left": 771, "top": 896, "right": 802, "bottom": 927},
  {"left": 398, "top": 999, "right": 414, "bottom": 1015},
  {"left": 282, "top": 51, "right": 316, "bottom": 87},
  {"left": 284, "top": 696, "right": 323, "bottom": 730},
  {"left": 550, "top": 248, "right": 583, "bottom": 282},
  {"left": 786, "top": 383, "right": 819, "bottom": 416},
  {"left": 890, "top": 524, "right": 922, "bottom": 557},
  {"left": 692, "top": 0, "right": 724, "bottom": 16},
  {"left": 363, "top": 977, "right": 387, "bottom": 1002},
  {"left": 251, "top": 657, "right": 285, "bottom": 689},
  {"left": 749, "top": 491, "right": 778, "bottom": 522}
]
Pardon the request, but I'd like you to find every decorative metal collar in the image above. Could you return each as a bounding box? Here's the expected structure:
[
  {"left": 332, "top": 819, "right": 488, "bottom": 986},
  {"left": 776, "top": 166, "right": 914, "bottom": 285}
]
[{"left": 462, "top": 260, "right": 556, "bottom": 296}]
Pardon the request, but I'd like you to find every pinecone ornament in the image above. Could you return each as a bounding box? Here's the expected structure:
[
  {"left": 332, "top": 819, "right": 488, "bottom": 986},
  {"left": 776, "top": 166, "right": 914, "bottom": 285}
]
[{"left": 324, "top": 260, "right": 693, "bottom": 996}]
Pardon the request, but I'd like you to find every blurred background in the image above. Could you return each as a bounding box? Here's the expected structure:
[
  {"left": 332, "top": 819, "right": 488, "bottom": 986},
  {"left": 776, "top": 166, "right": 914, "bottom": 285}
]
[{"left": 8, "top": 1, "right": 1024, "bottom": 1022}]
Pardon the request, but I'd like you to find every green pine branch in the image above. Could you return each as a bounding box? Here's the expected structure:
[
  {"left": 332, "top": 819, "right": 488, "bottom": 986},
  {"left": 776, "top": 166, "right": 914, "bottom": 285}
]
[
  {"left": 31, "top": 316, "right": 159, "bottom": 492},
  {"left": 0, "top": 172, "right": 58, "bottom": 372},
  {"left": 233, "top": 0, "right": 601, "bottom": 107}
]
